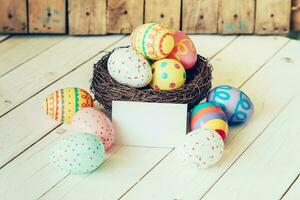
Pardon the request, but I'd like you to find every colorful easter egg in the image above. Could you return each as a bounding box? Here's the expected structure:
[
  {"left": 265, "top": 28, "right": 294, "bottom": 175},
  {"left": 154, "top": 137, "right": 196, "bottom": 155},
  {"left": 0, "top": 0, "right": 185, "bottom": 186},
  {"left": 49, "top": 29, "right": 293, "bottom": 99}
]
[
  {"left": 130, "top": 23, "right": 174, "bottom": 60},
  {"left": 207, "top": 85, "right": 254, "bottom": 125},
  {"left": 180, "top": 128, "right": 224, "bottom": 169},
  {"left": 150, "top": 58, "right": 186, "bottom": 91},
  {"left": 50, "top": 133, "right": 105, "bottom": 174},
  {"left": 44, "top": 88, "right": 93, "bottom": 124},
  {"left": 108, "top": 47, "right": 152, "bottom": 88},
  {"left": 190, "top": 102, "right": 228, "bottom": 140},
  {"left": 167, "top": 30, "right": 197, "bottom": 69},
  {"left": 71, "top": 108, "right": 115, "bottom": 150}
]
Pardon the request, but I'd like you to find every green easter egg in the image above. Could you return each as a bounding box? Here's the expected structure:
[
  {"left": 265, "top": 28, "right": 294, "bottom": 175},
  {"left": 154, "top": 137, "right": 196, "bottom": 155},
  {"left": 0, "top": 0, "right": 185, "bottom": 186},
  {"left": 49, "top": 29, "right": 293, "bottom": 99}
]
[{"left": 50, "top": 133, "right": 105, "bottom": 174}]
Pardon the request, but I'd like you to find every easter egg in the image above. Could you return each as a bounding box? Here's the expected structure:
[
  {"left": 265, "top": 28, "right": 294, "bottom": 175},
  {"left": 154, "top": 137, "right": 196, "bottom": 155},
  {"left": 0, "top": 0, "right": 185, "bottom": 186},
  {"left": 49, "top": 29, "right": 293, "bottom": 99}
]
[
  {"left": 167, "top": 30, "right": 197, "bottom": 69},
  {"left": 207, "top": 85, "right": 254, "bottom": 125},
  {"left": 50, "top": 133, "right": 105, "bottom": 174},
  {"left": 150, "top": 59, "right": 186, "bottom": 91},
  {"left": 190, "top": 102, "right": 228, "bottom": 140},
  {"left": 108, "top": 47, "right": 152, "bottom": 88},
  {"left": 71, "top": 107, "right": 115, "bottom": 150},
  {"left": 130, "top": 23, "right": 174, "bottom": 60},
  {"left": 44, "top": 88, "right": 93, "bottom": 124},
  {"left": 181, "top": 128, "right": 224, "bottom": 169}
]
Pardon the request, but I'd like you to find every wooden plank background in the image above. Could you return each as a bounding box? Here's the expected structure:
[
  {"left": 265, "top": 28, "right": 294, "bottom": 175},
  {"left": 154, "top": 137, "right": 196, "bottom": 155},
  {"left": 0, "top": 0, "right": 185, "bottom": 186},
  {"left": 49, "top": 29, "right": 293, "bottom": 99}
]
[{"left": 0, "top": 0, "right": 294, "bottom": 34}]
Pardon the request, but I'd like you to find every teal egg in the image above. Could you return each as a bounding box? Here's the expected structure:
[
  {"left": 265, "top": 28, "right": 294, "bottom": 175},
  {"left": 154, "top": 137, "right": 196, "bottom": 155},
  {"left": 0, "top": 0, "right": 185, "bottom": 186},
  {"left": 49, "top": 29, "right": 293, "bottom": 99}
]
[{"left": 50, "top": 133, "right": 105, "bottom": 174}]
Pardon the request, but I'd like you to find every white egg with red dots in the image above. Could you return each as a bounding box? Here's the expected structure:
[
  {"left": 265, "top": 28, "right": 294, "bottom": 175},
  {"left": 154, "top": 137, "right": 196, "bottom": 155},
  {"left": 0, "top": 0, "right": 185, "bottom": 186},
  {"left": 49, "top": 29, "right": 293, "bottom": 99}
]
[
  {"left": 107, "top": 47, "right": 152, "bottom": 88},
  {"left": 180, "top": 128, "right": 224, "bottom": 169},
  {"left": 49, "top": 133, "right": 105, "bottom": 174}
]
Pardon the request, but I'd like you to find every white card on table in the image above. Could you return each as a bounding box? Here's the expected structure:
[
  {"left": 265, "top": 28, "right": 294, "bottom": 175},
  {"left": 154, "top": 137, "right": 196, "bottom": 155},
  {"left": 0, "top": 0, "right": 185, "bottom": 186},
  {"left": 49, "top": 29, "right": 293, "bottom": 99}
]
[{"left": 112, "top": 101, "right": 188, "bottom": 147}]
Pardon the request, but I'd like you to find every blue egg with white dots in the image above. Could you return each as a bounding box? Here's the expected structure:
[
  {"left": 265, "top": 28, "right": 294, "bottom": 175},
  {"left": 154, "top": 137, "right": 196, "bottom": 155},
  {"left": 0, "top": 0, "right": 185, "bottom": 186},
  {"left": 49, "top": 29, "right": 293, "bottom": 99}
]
[
  {"left": 207, "top": 85, "right": 254, "bottom": 125},
  {"left": 50, "top": 133, "right": 105, "bottom": 174}
]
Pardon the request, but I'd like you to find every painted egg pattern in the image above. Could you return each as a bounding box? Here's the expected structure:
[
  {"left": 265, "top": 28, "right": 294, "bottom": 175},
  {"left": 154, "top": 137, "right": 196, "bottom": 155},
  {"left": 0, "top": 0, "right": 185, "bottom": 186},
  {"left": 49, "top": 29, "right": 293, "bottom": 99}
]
[
  {"left": 130, "top": 23, "right": 174, "bottom": 60},
  {"left": 190, "top": 102, "right": 229, "bottom": 140},
  {"left": 108, "top": 47, "right": 152, "bottom": 88},
  {"left": 167, "top": 30, "right": 197, "bottom": 69},
  {"left": 71, "top": 108, "right": 115, "bottom": 150},
  {"left": 44, "top": 87, "right": 93, "bottom": 123},
  {"left": 50, "top": 133, "right": 105, "bottom": 174},
  {"left": 181, "top": 128, "right": 224, "bottom": 169},
  {"left": 207, "top": 85, "right": 254, "bottom": 125},
  {"left": 150, "top": 58, "right": 186, "bottom": 91}
]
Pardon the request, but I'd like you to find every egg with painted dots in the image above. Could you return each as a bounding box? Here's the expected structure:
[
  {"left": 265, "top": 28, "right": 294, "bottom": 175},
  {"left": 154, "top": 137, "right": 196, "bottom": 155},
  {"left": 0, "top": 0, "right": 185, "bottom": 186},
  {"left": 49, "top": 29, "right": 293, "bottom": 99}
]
[
  {"left": 71, "top": 107, "right": 114, "bottom": 150},
  {"left": 207, "top": 85, "right": 254, "bottom": 125},
  {"left": 50, "top": 133, "right": 105, "bottom": 174},
  {"left": 180, "top": 128, "right": 224, "bottom": 169},
  {"left": 150, "top": 58, "right": 186, "bottom": 91},
  {"left": 108, "top": 47, "right": 152, "bottom": 88},
  {"left": 130, "top": 23, "right": 174, "bottom": 60}
]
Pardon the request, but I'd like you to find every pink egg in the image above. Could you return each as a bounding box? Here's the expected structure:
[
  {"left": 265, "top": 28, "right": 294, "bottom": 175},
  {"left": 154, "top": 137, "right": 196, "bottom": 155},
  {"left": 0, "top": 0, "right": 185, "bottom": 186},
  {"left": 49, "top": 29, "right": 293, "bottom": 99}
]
[
  {"left": 167, "top": 31, "right": 197, "bottom": 69},
  {"left": 71, "top": 107, "right": 115, "bottom": 150}
]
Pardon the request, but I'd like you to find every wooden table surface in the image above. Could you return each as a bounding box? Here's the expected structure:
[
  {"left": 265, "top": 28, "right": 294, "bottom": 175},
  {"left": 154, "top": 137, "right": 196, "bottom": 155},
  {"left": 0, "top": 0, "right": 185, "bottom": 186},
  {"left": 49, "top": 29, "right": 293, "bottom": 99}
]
[{"left": 0, "top": 34, "right": 299, "bottom": 200}]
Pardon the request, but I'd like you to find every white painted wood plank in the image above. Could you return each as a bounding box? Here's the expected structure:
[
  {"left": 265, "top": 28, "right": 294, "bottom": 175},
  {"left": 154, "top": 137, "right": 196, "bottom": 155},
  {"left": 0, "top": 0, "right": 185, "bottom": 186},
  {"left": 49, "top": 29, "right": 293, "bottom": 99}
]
[
  {"left": 0, "top": 35, "right": 9, "bottom": 42},
  {"left": 0, "top": 35, "right": 235, "bottom": 168},
  {"left": 204, "top": 95, "right": 300, "bottom": 199},
  {"left": 0, "top": 35, "right": 65, "bottom": 77},
  {"left": 121, "top": 37, "right": 295, "bottom": 200},
  {"left": 283, "top": 176, "right": 300, "bottom": 200},
  {"left": 0, "top": 35, "right": 235, "bottom": 199},
  {"left": 0, "top": 35, "right": 123, "bottom": 117}
]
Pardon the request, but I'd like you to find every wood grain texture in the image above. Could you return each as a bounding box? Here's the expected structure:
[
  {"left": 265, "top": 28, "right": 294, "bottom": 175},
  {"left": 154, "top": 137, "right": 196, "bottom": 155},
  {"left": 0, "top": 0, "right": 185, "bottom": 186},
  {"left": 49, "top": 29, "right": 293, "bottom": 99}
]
[
  {"left": 0, "top": 0, "right": 27, "bottom": 33},
  {"left": 68, "top": 0, "right": 106, "bottom": 35},
  {"left": 292, "top": 0, "right": 300, "bottom": 31},
  {"left": 107, "top": 0, "right": 144, "bottom": 33},
  {"left": 28, "top": 0, "right": 66, "bottom": 33},
  {"left": 218, "top": 0, "right": 255, "bottom": 34},
  {"left": 145, "top": 0, "right": 181, "bottom": 29},
  {"left": 255, "top": 0, "right": 292, "bottom": 34},
  {"left": 122, "top": 36, "right": 291, "bottom": 200},
  {"left": 182, "top": 0, "right": 218, "bottom": 33},
  {"left": 0, "top": 36, "right": 65, "bottom": 77}
]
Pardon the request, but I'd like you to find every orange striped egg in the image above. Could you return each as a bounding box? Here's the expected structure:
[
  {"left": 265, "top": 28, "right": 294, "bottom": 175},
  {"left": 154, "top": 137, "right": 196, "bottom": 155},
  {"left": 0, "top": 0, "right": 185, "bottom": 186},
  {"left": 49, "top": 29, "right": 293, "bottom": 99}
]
[
  {"left": 44, "top": 88, "right": 93, "bottom": 124},
  {"left": 130, "top": 23, "right": 174, "bottom": 60},
  {"left": 190, "top": 102, "right": 228, "bottom": 140}
]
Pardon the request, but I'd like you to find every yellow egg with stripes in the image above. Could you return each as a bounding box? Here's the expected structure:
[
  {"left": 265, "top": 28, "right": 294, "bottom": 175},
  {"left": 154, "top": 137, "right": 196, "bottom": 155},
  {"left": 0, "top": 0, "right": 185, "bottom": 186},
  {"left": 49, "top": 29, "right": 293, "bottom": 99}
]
[
  {"left": 130, "top": 23, "right": 174, "bottom": 60},
  {"left": 44, "top": 88, "right": 94, "bottom": 124}
]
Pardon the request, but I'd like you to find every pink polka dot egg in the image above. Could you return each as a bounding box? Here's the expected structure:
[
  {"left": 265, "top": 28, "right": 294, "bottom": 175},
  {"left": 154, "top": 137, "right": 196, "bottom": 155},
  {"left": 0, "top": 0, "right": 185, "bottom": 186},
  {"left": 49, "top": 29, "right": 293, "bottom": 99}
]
[
  {"left": 71, "top": 107, "right": 115, "bottom": 150},
  {"left": 181, "top": 128, "right": 224, "bottom": 169},
  {"left": 50, "top": 133, "right": 105, "bottom": 174},
  {"left": 150, "top": 58, "right": 186, "bottom": 91}
]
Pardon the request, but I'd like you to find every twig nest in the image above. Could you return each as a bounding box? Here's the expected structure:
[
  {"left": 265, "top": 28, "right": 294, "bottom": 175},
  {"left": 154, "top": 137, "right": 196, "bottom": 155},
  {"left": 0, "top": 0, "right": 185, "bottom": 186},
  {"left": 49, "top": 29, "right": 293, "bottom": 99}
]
[
  {"left": 150, "top": 58, "right": 186, "bottom": 91},
  {"left": 130, "top": 23, "right": 174, "bottom": 60},
  {"left": 91, "top": 47, "right": 213, "bottom": 112},
  {"left": 207, "top": 85, "right": 254, "bottom": 125},
  {"left": 180, "top": 128, "right": 224, "bottom": 169}
]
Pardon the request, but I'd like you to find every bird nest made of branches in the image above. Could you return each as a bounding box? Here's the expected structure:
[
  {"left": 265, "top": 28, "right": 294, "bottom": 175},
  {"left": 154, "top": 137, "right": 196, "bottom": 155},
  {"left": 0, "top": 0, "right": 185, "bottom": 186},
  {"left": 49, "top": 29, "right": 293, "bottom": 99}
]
[{"left": 91, "top": 47, "right": 213, "bottom": 113}]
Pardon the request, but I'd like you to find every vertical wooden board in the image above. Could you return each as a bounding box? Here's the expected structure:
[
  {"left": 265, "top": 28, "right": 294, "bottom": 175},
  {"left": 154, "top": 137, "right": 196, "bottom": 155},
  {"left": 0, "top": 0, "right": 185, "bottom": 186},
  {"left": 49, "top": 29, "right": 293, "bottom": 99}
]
[
  {"left": 107, "top": 0, "right": 144, "bottom": 33},
  {"left": 255, "top": 0, "right": 292, "bottom": 34},
  {"left": 145, "top": 0, "right": 181, "bottom": 29},
  {"left": 68, "top": 0, "right": 106, "bottom": 35},
  {"left": 218, "top": 0, "right": 255, "bottom": 34},
  {"left": 28, "top": 0, "right": 66, "bottom": 33},
  {"left": 182, "top": 0, "right": 218, "bottom": 33},
  {"left": 0, "top": 0, "right": 27, "bottom": 33},
  {"left": 292, "top": 0, "right": 300, "bottom": 31}
]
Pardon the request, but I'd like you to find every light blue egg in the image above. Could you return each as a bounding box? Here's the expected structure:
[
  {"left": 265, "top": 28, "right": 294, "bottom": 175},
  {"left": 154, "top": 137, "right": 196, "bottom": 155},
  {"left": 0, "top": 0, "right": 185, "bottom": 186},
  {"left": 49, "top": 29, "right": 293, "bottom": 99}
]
[{"left": 50, "top": 133, "right": 105, "bottom": 174}]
